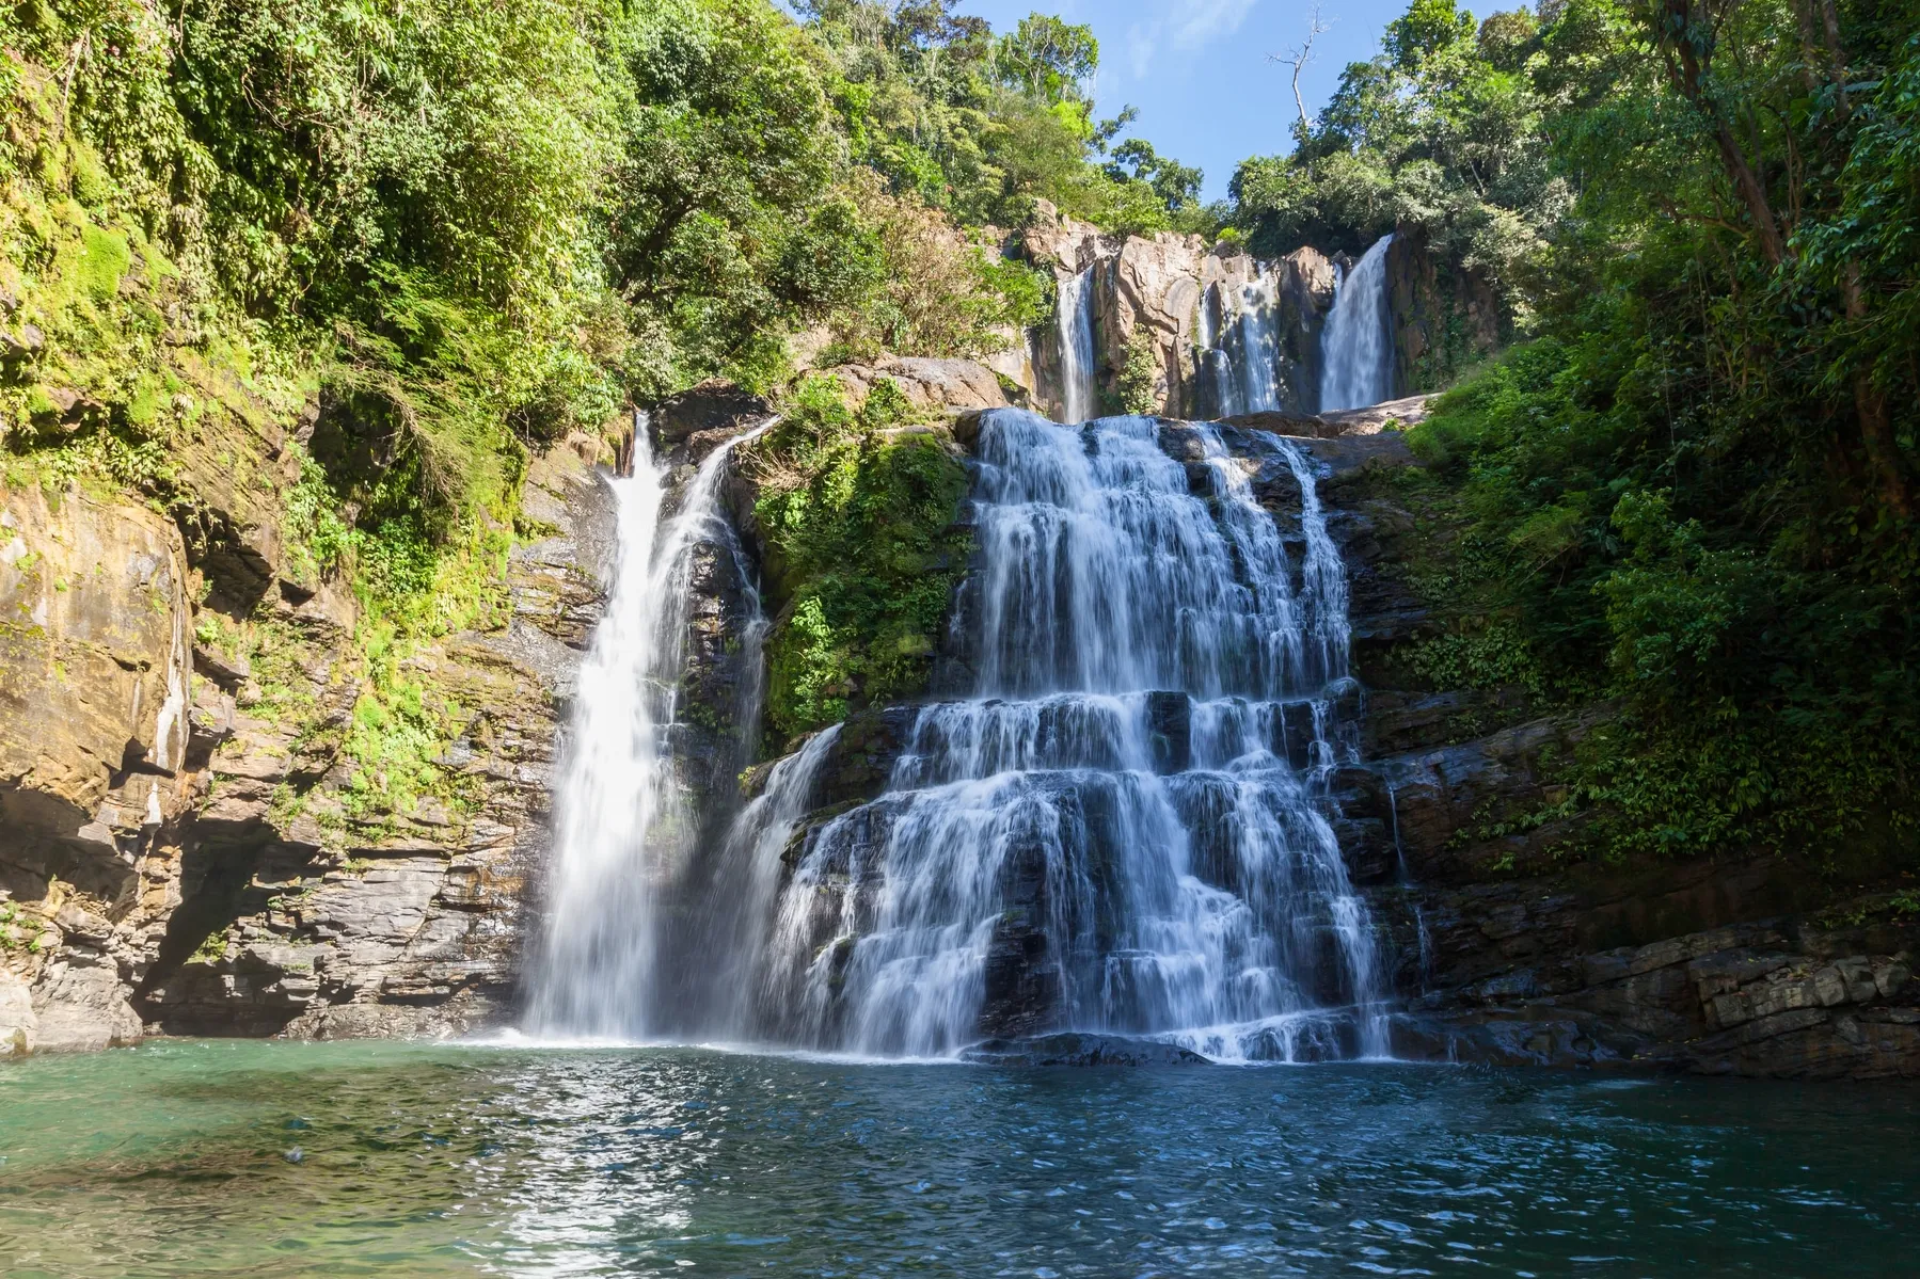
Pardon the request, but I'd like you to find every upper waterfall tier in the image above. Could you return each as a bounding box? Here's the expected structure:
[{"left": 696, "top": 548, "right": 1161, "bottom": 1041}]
[
  {"left": 968, "top": 412, "right": 1347, "bottom": 699},
  {"left": 1320, "top": 234, "right": 1398, "bottom": 411}
]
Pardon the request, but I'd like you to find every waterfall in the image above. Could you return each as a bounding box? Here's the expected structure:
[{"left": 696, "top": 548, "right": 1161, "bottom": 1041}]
[
  {"left": 1054, "top": 267, "right": 1099, "bottom": 423},
  {"left": 1196, "top": 269, "right": 1288, "bottom": 417},
  {"left": 524, "top": 413, "right": 772, "bottom": 1040},
  {"left": 1319, "top": 233, "right": 1396, "bottom": 411},
  {"left": 1228, "top": 272, "right": 1284, "bottom": 414},
  {"left": 673, "top": 725, "right": 842, "bottom": 1039},
  {"left": 759, "top": 411, "right": 1387, "bottom": 1061}
]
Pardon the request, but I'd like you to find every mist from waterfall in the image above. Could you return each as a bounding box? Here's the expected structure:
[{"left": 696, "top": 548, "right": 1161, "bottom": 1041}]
[
  {"left": 759, "top": 411, "right": 1387, "bottom": 1061},
  {"left": 523, "top": 415, "right": 771, "bottom": 1040},
  {"left": 1320, "top": 234, "right": 1396, "bottom": 411},
  {"left": 1054, "top": 266, "right": 1099, "bottom": 423}
]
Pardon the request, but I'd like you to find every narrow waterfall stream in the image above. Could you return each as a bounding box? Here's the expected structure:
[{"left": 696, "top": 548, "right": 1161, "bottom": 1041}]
[
  {"left": 1224, "top": 270, "right": 1284, "bottom": 414},
  {"left": 524, "top": 414, "right": 772, "bottom": 1040},
  {"left": 760, "top": 411, "right": 1387, "bottom": 1060},
  {"left": 1196, "top": 270, "right": 1286, "bottom": 418},
  {"left": 1320, "top": 233, "right": 1397, "bottom": 410},
  {"left": 1054, "top": 266, "right": 1099, "bottom": 423}
]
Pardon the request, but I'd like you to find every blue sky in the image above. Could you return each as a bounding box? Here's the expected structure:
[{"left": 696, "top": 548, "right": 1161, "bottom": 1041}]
[{"left": 958, "top": 0, "right": 1411, "bottom": 201}]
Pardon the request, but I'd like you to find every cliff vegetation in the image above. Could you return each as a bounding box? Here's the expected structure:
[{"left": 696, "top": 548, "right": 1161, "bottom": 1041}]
[{"left": 1334, "top": 0, "right": 1920, "bottom": 878}]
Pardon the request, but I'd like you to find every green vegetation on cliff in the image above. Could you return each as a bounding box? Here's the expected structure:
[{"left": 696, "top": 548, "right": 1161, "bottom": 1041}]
[
  {"left": 746, "top": 376, "right": 970, "bottom": 739},
  {"left": 1348, "top": 0, "right": 1919, "bottom": 871},
  {"left": 0, "top": 0, "right": 1196, "bottom": 814}
]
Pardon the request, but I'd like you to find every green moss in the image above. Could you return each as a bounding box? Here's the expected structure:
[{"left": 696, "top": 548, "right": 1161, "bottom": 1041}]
[
  {"left": 1113, "top": 328, "right": 1161, "bottom": 416},
  {"left": 748, "top": 374, "right": 971, "bottom": 739},
  {"left": 189, "top": 929, "right": 231, "bottom": 964},
  {"left": 76, "top": 221, "right": 131, "bottom": 303}
]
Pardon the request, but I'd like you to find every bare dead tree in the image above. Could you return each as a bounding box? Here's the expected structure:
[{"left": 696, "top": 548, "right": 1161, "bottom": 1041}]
[{"left": 1269, "top": 8, "right": 1330, "bottom": 134}]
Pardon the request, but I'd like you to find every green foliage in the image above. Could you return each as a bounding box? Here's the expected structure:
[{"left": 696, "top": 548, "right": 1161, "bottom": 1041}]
[
  {"left": 1404, "top": 620, "right": 1548, "bottom": 699},
  {"left": 1230, "top": 0, "right": 1559, "bottom": 366},
  {"left": 795, "top": 0, "right": 1207, "bottom": 233},
  {"left": 1352, "top": 0, "right": 1920, "bottom": 873},
  {"left": 820, "top": 168, "right": 1052, "bottom": 361},
  {"left": 748, "top": 374, "right": 971, "bottom": 737},
  {"left": 1411, "top": 318, "right": 1916, "bottom": 866},
  {"left": 1113, "top": 328, "right": 1161, "bottom": 416}
]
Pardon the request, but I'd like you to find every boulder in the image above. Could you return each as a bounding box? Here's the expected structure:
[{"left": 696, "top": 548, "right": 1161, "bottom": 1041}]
[
  {"left": 651, "top": 380, "right": 772, "bottom": 452},
  {"left": 961, "top": 1032, "right": 1211, "bottom": 1067},
  {"left": 829, "top": 357, "right": 1009, "bottom": 413},
  {"left": 0, "top": 967, "right": 35, "bottom": 1055}
]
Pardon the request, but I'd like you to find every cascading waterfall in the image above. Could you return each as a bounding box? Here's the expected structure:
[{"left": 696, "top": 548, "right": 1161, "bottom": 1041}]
[
  {"left": 1054, "top": 266, "right": 1100, "bottom": 423},
  {"left": 1319, "top": 233, "right": 1396, "bottom": 411},
  {"left": 524, "top": 413, "right": 773, "bottom": 1040},
  {"left": 1226, "top": 272, "right": 1284, "bottom": 415},
  {"left": 759, "top": 410, "right": 1388, "bottom": 1061},
  {"left": 1196, "top": 272, "right": 1287, "bottom": 418}
]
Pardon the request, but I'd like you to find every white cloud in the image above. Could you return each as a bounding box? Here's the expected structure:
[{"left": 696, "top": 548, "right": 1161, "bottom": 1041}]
[
  {"left": 1170, "top": 0, "right": 1259, "bottom": 50},
  {"left": 1121, "top": 0, "right": 1260, "bottom": 80}
]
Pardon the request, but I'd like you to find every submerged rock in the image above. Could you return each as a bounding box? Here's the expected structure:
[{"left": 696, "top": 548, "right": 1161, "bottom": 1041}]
[{"left": 961, "top": 1033, "right": 1211, "bottom": 1068}]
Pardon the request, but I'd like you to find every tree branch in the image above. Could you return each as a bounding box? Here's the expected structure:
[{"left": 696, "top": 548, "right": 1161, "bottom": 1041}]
[{"left": 1268, "top": 8, "right": 1329, "bottom": 139}]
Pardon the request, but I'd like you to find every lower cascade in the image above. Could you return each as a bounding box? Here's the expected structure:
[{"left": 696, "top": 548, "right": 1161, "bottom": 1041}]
[{"left": 533, "top": 409, "right": 1389, "bottom": 1061}]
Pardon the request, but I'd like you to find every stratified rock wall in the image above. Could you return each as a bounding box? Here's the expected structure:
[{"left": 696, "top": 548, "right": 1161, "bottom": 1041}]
[
  {"left": 1, "top": 484, "right": 193, "bottom": 1053},
  {"left": 1315, "top": 444, "right": 1920, "bottom": 1080},
  {"left": 0, "top": 434, "right": 618, "bottom": 1053}
]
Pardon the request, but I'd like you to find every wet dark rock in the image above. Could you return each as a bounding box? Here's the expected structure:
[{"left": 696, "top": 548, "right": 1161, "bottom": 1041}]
[
  {"left": 812, "top": 705, "right": 919, "bottom": 808},
  {"left": 651, "top": 380, "right": 771, "bottom": 453},
  {"left": 1142, "top": 691, "right": 1190, "bottom": 773},
  {"left": 961, "top": 1032, "right": 1211, "bottom": 1067}
]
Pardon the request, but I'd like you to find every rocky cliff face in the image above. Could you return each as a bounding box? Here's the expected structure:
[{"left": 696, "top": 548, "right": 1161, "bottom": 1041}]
[
  {"left": 1382, "top": 228, "right": 1504, "bottom": 393},
  {"left": 1018, "top": 202, "right": 1338, "bottom": 419},
  {"left": 1314, "top": 447, "right": 1920, "bottom": 1080},
  {"left": 0, "top": 436, "right": 614, "bottom": 1054},
  {"left": 1012, "top": 209, "right": 1505, "bottom": 420}
]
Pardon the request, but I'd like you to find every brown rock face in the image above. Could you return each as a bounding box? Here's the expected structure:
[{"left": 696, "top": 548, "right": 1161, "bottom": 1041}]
[
  {"left": 1384, "top": 226, "right": 1503, "bottom": 393},
  {"left": 0, "top": 433, "right": 620, "bottom": 1054},
  {"left": 651, "top": 380, "right": 773, "bottom": 454},
  {"left": 0, "top": 484, "right": 193, "bottom": 894},
  {"left": 0, "top": 482, "right": 195, "bottom": 1052},
  {"left": 827, "top": 356, "right": 1010, "bottom": 414},
  {"left": 1019, "top": 201, "right": 1340, "bottom": 418}
]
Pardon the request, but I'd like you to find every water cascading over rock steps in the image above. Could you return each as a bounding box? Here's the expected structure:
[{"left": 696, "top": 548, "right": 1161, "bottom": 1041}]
[
  {"left": 526, "top": 396, "right": 1390, "bottom": 1059},
  {"left": 749, "top": 412, "right": 1387, "bottom": 1059}
]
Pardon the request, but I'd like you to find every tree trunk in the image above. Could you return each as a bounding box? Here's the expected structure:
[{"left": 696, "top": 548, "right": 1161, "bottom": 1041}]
[
  {"left": 1658, "top": 1, "right": 1789, "bottom": 266},
  {"left": 1842, "top": 266, "right": 1912, "bottom": 517}
]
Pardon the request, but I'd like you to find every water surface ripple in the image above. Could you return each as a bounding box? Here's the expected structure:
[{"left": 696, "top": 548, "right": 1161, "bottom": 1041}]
[{"left": 1, "top": 1041, "right": 1914, "bottom": 1277}]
